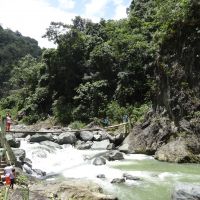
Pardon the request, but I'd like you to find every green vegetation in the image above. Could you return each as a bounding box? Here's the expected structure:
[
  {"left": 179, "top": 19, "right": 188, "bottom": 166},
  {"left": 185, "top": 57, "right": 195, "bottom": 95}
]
[{"left": 0, "top": 0, "right": 195, "bottom": 125}]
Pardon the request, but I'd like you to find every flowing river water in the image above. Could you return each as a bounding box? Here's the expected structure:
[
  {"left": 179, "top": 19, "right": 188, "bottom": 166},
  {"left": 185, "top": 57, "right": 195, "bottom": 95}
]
[{"left": 20, "top": 140, "right": 200, "bottom": 200}]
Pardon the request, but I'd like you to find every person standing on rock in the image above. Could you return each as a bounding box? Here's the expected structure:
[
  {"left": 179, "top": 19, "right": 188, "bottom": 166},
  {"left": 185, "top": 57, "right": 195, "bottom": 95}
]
[
  {"left": 6, "top": 112, "right": 12, "bottom": 131},
  {"left": 9, "top": 168, "right": 16, "bottom": 189}
]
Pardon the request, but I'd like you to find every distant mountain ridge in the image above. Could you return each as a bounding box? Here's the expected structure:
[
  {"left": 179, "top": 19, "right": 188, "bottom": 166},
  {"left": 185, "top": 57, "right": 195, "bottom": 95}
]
[{"left": 0, "top": 25, "right": 41, "bottom": 96}]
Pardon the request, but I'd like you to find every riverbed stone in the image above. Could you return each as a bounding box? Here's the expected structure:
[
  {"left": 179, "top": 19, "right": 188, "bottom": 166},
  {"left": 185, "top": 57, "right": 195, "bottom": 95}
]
[
  {"left": 76, "top": 141, "right": 93, "bottom": 150},
  {"left": 111, "top": 178, "right": 125, "bottom": 184},
  {"left": 93, "top": 134, "right": 102, "bottom": 141},
  {"left": 40, "top": 141, "right": 62, "bottom": 149},
  {"left": 107, "top": 143, "right": 115, "bottom": 150},
  {"left": 103, "top": 150, "right": 124, "bottom": 161},
  {"left": 23, "top": 163, "right": 32, "bottom": 174},
  {"left": 57, "top": 132, "right": 77, "bottom": 145},
  {"left": 93, "top": 157, "right": 106, "bottom": 165},
  {"left": 155, "top": 139, "right": 200, "bottom": 163},
  {"left": 5, "top": 134, "right": 20, "bottom": 148},
  {"left": 12, "top": 148, "right": 26, "bottom": 163},
  {"left": 28, "top": 179, "right": 118, "bottom": 200},
  {"left": 32, "top": 169, "right": 46, "bottom": 177},
  {"left": 123, "top": 173, "right": 141, "bottom": 181},
  {"left": 172, "top": 184, "right": 200, "bottom": 200},
  {"left": 29, "top": 133, "right": 53, "bottom": 143},
  {"left": 91, "top": 139, "right": 110, "bottom": 150},
  {"left": 79, "top": 131, "right": 94, "bottom": 141},
  {"left": 97, "top": 174, "right": 106, "bottom": 179},
  {"left": 118, "top": 143, "right": 130, "bottom": 153}
]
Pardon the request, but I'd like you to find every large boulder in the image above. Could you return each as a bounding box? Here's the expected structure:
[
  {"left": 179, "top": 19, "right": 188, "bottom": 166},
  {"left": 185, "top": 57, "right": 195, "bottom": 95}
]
[
  {"left": 57, "top": 132, "right": 77, "bottom": 145},
  {"left": 40, "top": 141, "right": 62, "bottom": 149},
  {"left": 79, "top": 131, "right": 94, "bottom": 141},
  {"left": 93, "top": 157, "right": 106, "bottom": 166},
  {"left": 122, "top": 117, "right": 174, "bottom": 155},
  {"left": 155, "top": 137, "right": 200, "bottom": 163},
  {"left": 172, "top": 184, "right": 200, "bottom": 200},
  {"left": 29, "top": 133, "right": 53, "bottom": 143},
  {"left": 12, "top": 148, "right": 26, "bottom": 163},
  {"left": 103, "top": 150, "right": 124, "bottom": 161},
  {"left": 5, "top": 134, "right": 20, "bottom": 148},
  {"left": 91, "top": 140, "right": 110, "bottom": 150},
  {"left": 76, "top": 141, "right": 93, "bottom": 150},
  {"left": 28, "top": 180, "right": 118, "bottom": 200}
]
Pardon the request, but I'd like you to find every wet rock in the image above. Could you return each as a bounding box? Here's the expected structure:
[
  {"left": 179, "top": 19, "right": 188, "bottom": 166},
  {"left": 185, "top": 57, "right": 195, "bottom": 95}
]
[
  {"left": 104, "top": 150, "right": 124, "bottom": 161},
  {"left": 91, "top": 139, "right": 110, "bottom": 150},
  {"left": 123, "top": 173, "right": 141, "bottom": 181},
  {"left": 33, "top": 169, "right": 46, "bottom": 177},
  {"left": 93, "top": 134, "right": 102, "bottom": 141},
  {"left": 23, "top": 157, "right": 32, "bottom": 168},
  {"left": 111, "top": 178, "right": 125, "bottom": 184},
  {"left": 57, "top": 132, "right": 77, "bottom": 145},
  {"left": 172, "top": 184, "right": 200, "bottom": 200},
  {"left": 29, "top": 133, "right": 53, "bottom": 143},
  {"left": 12, "top": 148, "right": 26, "bottom": 163},
  {"left": 107, "top": 143, "right": 115, "bottom": 150},
  {"left": 5, "top": 134, "right": 20, "bottom": 148},
  {"left": 40, "top": 141, "right": 62, "bottom": 149},
  {"left": 118, "top": 143, "right": 129, "bottom": 153},
  {"left": 23, "top": 164, "right": 32, "bottom": 174},
  {"left": 155, "top": 138, "right": 200, "bottom": 163},
  {"left": 76, "top": 141, "right": 93, "bottom": 150},
  {"left": 93, "top": 157, "right": 106, "bottom": 165},
  {"left": 79, "top": 131, "right": 94, "bottom": 141},
  {"left": 97, "top": 174, "right": 106, "bottom": 179},
  {"left": 29, "top": 179, "right": 118, "bottom": 200}
]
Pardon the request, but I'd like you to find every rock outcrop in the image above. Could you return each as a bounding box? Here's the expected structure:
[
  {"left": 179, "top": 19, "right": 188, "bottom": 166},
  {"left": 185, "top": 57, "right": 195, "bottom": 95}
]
[{"left": 122, "top": 1, "right": 200, "bottom": 163}]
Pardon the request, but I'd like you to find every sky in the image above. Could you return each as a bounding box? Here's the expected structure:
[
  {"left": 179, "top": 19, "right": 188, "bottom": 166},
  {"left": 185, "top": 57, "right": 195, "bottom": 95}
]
[{"left": 0, "top": 0, "right": 131, "bottom": 48}]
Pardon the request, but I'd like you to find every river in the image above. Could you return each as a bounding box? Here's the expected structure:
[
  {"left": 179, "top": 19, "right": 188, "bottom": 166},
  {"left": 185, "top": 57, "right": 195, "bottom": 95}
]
[{"left": 20, "top": 140, "right": 200, "bottom": 200}]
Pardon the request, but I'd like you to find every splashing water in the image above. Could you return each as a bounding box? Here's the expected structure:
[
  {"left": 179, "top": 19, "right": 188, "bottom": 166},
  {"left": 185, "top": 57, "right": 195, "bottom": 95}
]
[{"left": 20, "top": 140, "right": 200, "bottom": 200}]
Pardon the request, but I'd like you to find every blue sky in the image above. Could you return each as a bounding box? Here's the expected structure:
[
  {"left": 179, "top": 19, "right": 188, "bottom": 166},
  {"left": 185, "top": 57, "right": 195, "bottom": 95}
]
[{"left": 0, "top": 0, "right": 132, "bottom": 48}]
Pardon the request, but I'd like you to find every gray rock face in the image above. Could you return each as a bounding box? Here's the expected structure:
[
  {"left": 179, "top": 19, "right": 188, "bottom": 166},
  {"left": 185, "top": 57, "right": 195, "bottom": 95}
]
[
  {"left": 79, "top": 131, "right": 94, "bottom": 141},
  {"left": 29, "top": 133, "right": 53, "bottom": 143},
  {"left": 93, "top": 157, "right": 106, "bottom": 165},
  {"left": 172, "top": 184, "right": 200, "bottom": 200},
  {"left": 122, "top": 117, "right": 175, "bottom": 155},
  {"left": 57, "top": 132, "right": 77, "bottom": 145},
  {"left": 91, "top": 139, "right": 110, "bottom": 150}
]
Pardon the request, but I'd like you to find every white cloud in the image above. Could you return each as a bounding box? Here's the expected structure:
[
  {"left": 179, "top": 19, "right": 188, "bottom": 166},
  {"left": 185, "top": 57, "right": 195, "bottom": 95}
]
[
  {"left": 0, "top": 0, "right": 131, "bottom": 48},
  {"left": 0, "top": 0, "right": 77, "bottom": 48},
  {"left": 84, "top": 0, "right": 110, "bottom": 21},
  {"left": 58, "top": 0, "right": 75, "bottom": 10},
  {"left": 112, "top": 0, "right": 130, "bottom": 19}
]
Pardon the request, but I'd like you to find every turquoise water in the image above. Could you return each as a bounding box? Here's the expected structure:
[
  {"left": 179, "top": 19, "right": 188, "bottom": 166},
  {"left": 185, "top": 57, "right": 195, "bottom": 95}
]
[
  {"left": 106, "top": 157, "right": 200, "bottom": 200},
  {"left": 20, "top": 140, "right": 200, "bottom": 200}
]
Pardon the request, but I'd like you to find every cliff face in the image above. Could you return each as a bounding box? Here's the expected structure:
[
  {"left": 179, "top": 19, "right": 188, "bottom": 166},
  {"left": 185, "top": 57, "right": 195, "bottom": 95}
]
[
  {"left": 122, "top": 1, "right": 200, "bottom": 163},
  {"left": 155, "top": 12, "right": 200, "bottom": 126}
]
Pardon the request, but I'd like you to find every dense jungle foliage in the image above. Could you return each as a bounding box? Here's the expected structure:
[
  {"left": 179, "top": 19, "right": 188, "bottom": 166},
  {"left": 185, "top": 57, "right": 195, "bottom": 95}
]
[{"left": 0, "top": 0, "right": 195, "bottom": 125}]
